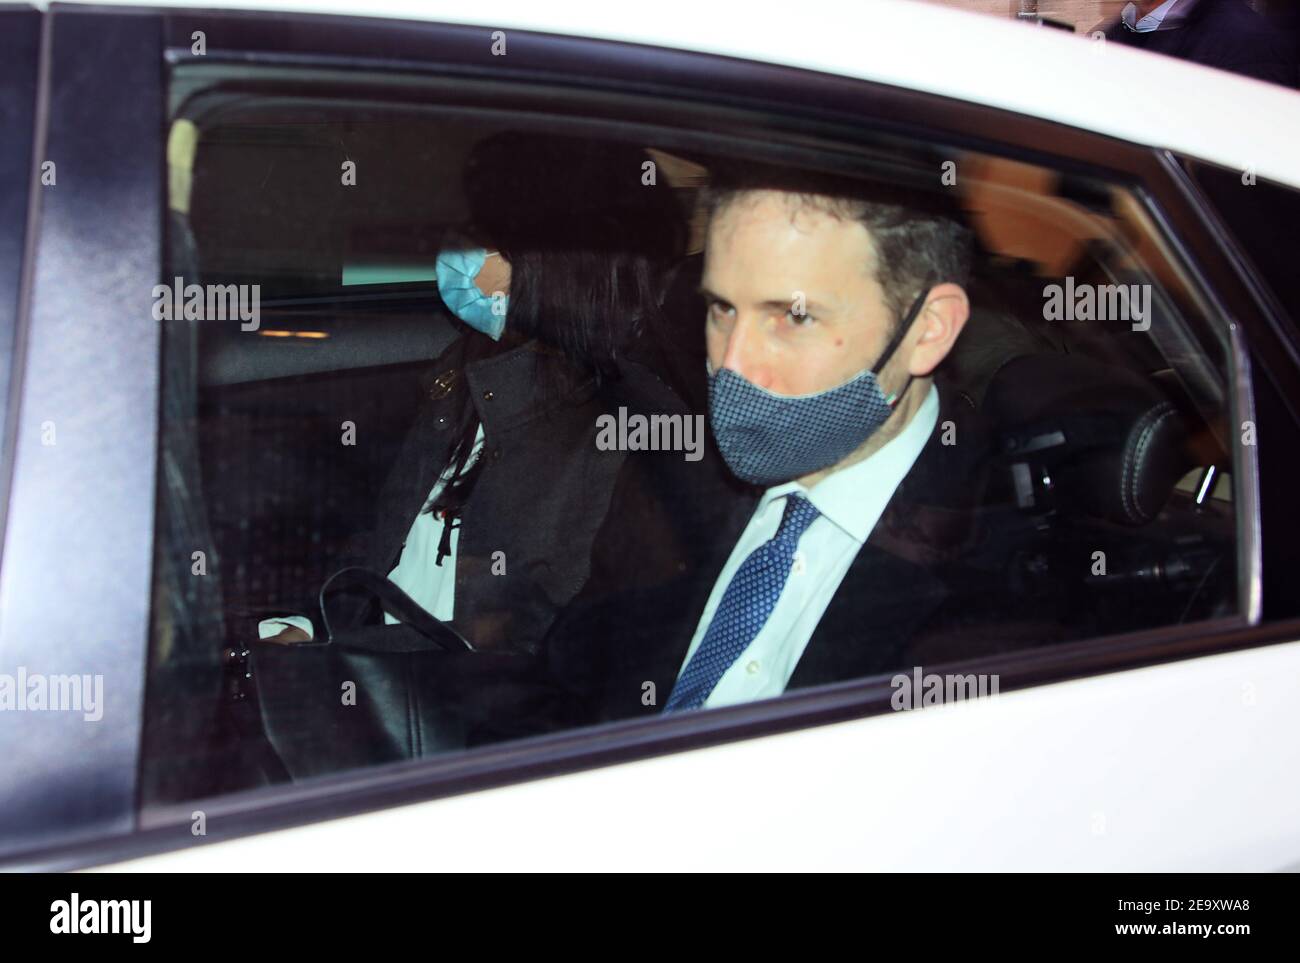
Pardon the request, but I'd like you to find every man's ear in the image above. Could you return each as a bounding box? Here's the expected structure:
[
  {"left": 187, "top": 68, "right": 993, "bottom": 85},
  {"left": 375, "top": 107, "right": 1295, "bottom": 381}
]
[{"left": 906, "top": 283, "right": 969, "bottom": 377}]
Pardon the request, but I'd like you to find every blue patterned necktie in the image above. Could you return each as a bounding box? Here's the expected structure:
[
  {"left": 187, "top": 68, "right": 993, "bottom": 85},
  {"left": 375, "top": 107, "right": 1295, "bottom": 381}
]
[{"left": 665, "top": 494, "right": 821, "bottom": 712}]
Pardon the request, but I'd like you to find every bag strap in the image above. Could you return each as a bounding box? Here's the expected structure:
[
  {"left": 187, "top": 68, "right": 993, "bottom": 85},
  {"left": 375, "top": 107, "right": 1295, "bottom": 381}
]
[{"left": 319, "top": 566, "right": 474, "bottom": 652}]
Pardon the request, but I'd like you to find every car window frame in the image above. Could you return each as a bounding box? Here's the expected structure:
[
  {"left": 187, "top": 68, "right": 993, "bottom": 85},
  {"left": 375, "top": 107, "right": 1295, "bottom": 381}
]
[
  {"left": 0, "top": 6, "right": 164, "bottom": 866},
  {"left": 0, "top": 7, "right": 41, "bottom": 510}
]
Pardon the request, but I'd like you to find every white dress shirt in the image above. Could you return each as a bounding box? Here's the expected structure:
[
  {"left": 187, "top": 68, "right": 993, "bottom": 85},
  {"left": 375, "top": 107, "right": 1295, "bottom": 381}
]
[
  {"left": 258, "top": 424, "right": 484, "bottom": 639},
  {"left": 1121, "top": 0, "right": 1184, "bottom": 32},
  {"left": 675, "top": 384, "right": 940, "bottom": 709}
]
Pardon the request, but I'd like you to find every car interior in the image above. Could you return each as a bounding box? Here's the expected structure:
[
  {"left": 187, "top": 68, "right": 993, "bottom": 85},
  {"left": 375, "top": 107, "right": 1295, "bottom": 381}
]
[{"left": 138, "top": 65, "right": 1242, "bottom": 808}]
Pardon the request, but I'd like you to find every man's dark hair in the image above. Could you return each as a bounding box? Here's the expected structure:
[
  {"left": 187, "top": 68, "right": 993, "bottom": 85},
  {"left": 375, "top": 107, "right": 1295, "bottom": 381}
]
[{"left": 699, "top": 165, "right": 974, "bottom": 328}]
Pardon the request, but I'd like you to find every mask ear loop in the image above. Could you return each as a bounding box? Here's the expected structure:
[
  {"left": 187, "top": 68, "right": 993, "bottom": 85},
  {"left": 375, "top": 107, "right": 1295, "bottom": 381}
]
[{"left": 873, "top": 278, "right": 935, "bottom": 407}]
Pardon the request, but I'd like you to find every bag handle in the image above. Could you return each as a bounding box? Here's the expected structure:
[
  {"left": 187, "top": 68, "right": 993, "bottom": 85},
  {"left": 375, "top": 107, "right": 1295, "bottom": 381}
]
[{"left": 318, "top": 566, "right": 474, "bottom": 652}]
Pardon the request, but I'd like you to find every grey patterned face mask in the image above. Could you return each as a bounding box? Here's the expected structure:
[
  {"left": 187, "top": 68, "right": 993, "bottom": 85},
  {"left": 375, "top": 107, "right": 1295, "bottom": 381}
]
[{"left": 708, "top": 283, "right": 932, "bottom": 487}]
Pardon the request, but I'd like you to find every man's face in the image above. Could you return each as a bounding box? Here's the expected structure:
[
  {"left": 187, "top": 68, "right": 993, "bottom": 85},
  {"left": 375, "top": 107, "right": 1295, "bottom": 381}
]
[{"left": 701, "top": 190, "right": 899, "bottom": 397}]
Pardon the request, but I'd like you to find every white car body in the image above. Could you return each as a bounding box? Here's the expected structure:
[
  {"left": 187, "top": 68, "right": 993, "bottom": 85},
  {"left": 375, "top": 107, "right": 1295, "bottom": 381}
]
[{"left": 108, "top": 634, "right": 1300, "bottom": 871}]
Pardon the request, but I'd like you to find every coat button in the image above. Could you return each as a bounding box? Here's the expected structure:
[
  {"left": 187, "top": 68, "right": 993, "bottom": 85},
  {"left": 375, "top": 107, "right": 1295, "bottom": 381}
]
[
  {"left": 428, "top": 369, "right": 457, "bottom": 399},
  {"left": 482, "top": 390, "right": 494, "bottom": 401}
]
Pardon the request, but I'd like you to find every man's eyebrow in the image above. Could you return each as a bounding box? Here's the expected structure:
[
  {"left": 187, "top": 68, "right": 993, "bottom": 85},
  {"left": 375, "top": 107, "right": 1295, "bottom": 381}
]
[
  {"left": 769, "top": 297, "right": 834, "bottom": 314},
  {"left": 698, "top": 285, "right": 835, "bottom": 314}
]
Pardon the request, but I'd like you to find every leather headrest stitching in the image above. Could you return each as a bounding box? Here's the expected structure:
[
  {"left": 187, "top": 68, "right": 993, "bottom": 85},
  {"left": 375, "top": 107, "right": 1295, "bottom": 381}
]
[{"left": 1120, "top": 401, "right": 1177, "bottom": 525}]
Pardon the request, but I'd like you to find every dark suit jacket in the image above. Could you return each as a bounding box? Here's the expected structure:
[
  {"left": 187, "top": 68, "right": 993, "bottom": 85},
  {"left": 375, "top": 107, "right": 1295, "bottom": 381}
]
[
  {"left": 1101, "top": 0, "right": 1297, "bottom": 88},
  {"left": 534, "top": 377, "right": 1029, "bottom": 731}
]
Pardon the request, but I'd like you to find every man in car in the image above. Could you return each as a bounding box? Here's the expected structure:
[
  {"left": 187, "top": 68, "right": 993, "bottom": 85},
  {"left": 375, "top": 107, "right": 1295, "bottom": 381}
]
[
  {"left": 1097, "top": 0, "right": 1296, "bottom": 88},
  {"left": 525, "top": 167, "right": 1017, "bottom": 730}
]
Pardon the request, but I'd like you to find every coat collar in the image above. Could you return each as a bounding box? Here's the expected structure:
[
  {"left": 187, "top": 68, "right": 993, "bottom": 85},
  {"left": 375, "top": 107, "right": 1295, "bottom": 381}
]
[
  {"left": 372, "top": 335, "right": 597, "bottom": 574},
  {"left": 460, "top": 337, "right": 597, "bottom": 436},
  {"left": 864, "top": 376, "right": 994, "bottom": 567}
]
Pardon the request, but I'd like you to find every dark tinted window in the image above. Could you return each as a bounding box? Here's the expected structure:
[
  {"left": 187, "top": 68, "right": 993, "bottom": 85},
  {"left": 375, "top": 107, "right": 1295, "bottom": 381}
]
[
  {"left": 140, "top": 63, "right": 1247, "bottom": 814},
  {"left": 1185, "top": 160, "right": 1300, "bottom": 337}
]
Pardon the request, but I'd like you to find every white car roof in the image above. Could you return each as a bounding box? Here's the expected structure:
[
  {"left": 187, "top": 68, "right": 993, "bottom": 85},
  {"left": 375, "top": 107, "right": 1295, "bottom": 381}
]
[{"left": 46, "top": 0, "right": 1300, "bottom": 188}]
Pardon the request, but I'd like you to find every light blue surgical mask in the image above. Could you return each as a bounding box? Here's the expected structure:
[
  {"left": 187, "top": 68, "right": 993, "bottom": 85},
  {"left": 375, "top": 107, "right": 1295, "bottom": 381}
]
[{"left": 435, "top": 244, "right": 509, "bottom": 341}]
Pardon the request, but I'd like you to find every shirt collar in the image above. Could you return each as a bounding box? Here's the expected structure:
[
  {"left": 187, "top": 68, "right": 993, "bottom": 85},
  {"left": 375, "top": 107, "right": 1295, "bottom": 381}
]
[
  {"left": 1122, "top": 0, "right": 1183, "bottom": 32},
  {"left": 757, "top": 382, "right": 940, "bottom": 544}
]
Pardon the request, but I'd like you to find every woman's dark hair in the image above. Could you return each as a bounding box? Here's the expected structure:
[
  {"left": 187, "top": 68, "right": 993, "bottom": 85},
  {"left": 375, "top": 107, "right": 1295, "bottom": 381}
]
[
  {"left": 462, "top": 131, "right": 685, "bottom": 377},
  {"left": 427, "top": 132, "right": 686, "bottom": 524}
]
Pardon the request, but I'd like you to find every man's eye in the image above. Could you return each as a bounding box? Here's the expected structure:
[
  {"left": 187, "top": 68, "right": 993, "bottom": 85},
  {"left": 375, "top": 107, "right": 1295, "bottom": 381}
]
[
  {"left": 708, "top": 300, "right": 734, "bottom": 321},
  {"left": 785, "top": 309, "right": 814, "bottom": 326}
]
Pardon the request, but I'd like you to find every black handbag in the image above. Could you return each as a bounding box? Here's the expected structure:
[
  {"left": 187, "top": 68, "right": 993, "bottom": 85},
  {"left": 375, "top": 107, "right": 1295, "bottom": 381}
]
[
  {"left": 236, "top": 567, "right": 480, "bottom": 781},
  {"left": 231, "top": 567, "right": 561, "bottom": 782}
]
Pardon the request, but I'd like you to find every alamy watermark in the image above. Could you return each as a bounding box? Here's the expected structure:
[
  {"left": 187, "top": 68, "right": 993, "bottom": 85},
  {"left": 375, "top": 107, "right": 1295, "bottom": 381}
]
[
  {"left": 0, "top": 667, "right": 103, "bottom": 721},
  {"left": 50, "top": 894, "right": 150, "bottom": 943},
  {"left": 1043, "top": 276, "right": 1150, "bottom": 332},
  {"left": 891, "top": 667, "right": 999, "bottom": 711},
  {"left": 151, "top": 277, "right": 260, "bottom": 331},
  {"left": 596, "top": 407, "right": 705, "bottom": 462}
]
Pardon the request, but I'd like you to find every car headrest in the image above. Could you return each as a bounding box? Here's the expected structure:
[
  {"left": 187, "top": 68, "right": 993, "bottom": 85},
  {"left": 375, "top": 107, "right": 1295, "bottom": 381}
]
[{"left": 982, "top": 353, "right": 1193, "bottom": 526}]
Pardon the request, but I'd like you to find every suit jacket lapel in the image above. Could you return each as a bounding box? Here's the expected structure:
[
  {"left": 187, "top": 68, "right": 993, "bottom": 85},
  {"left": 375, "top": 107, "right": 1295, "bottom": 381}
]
[
  {"left": 788, "top": 544, "right": 949, "bottom": 690},
  {"left": 788, "top": 379, "right": 989, "bottom": 689},
  {"left": 643, "top": 473, "right": 758, "bottom": 698}
]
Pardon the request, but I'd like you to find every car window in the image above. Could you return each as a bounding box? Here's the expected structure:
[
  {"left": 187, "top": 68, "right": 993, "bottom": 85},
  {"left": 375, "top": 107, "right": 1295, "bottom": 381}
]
[
  {"left": 1183, "top": 160, "right": 1300, "bottom": 345},
  {"left": 139, "top": 61, "right": 1249, "bottom": 812}
]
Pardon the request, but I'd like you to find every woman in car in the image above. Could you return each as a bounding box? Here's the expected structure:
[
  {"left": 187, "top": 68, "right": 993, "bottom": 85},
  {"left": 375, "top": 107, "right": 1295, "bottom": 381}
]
[{"left": 258, "top": 131, "right": 690, "bottom": 655}]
